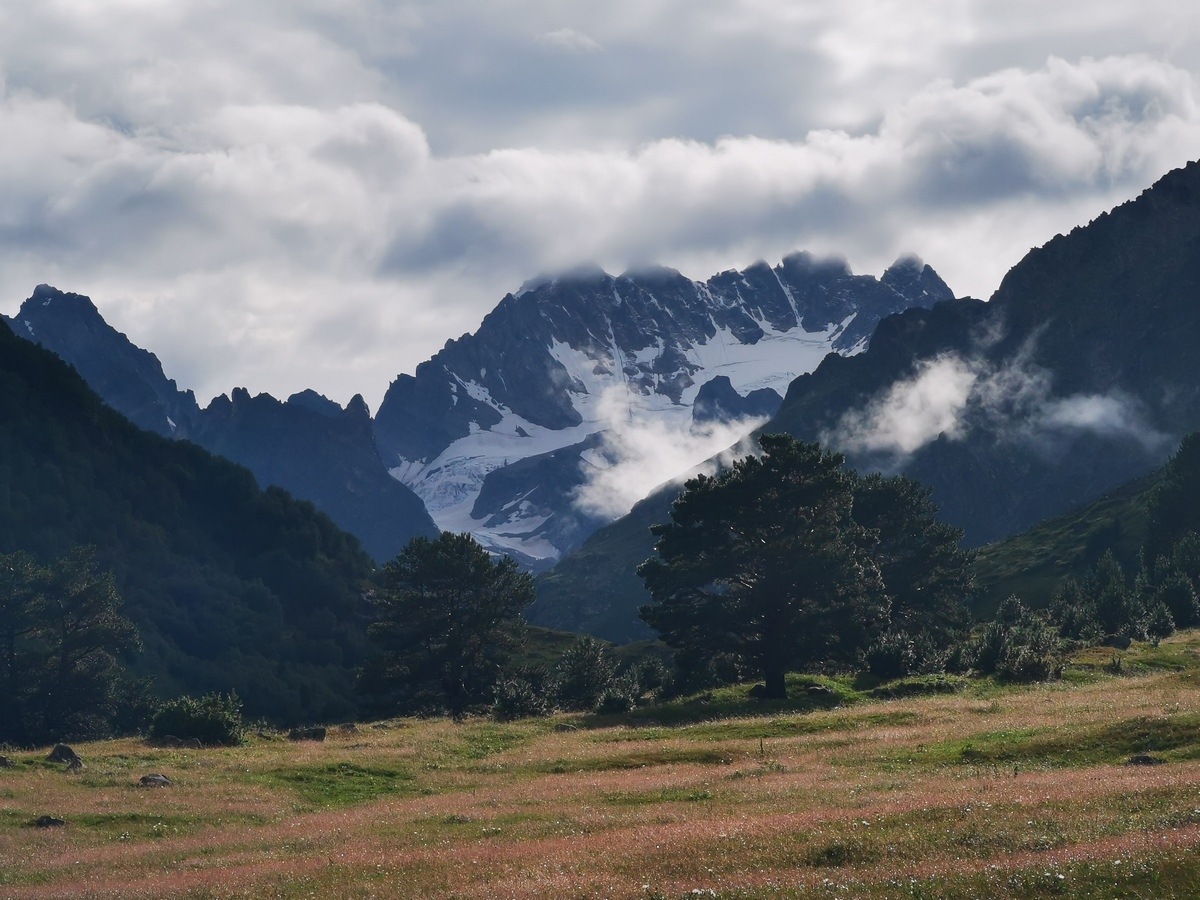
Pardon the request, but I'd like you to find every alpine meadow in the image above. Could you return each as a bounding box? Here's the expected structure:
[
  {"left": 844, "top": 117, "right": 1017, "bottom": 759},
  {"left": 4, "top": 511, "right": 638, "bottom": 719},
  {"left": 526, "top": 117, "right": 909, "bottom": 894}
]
[{"left": 6, "top": 5, "right": 1200, "bottom": 897}]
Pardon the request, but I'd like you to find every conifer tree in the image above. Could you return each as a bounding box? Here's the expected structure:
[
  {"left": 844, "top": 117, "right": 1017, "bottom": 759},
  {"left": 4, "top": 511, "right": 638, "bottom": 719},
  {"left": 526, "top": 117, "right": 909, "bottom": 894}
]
[
  {"left": 638, "top": 435, "right": 887, "bottom": 698},
  {"left": 360, "top": 533, "right": 533, "bottom": 717}
]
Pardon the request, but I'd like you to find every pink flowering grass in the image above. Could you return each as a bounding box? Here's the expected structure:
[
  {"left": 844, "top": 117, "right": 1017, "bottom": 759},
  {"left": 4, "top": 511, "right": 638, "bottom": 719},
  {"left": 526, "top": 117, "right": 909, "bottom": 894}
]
[{"left": 5, "top": 635, "right": 1200, "bottom": 898}]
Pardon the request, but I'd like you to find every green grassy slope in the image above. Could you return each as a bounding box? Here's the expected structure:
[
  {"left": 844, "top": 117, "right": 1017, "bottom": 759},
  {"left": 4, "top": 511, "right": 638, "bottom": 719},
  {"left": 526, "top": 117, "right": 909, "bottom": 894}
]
[{"left": 971, "top": 473, "right": 1155, "bottom": 613}]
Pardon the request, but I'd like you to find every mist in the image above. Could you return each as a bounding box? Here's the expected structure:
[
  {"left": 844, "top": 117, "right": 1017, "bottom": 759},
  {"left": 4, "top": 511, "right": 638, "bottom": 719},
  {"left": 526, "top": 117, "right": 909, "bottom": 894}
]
[
  {"left": 571, "top": 386, "right": 765, "bottom": 520},
  {"left": 826, "top": 344, "right": 1170, "bottom": 465}
]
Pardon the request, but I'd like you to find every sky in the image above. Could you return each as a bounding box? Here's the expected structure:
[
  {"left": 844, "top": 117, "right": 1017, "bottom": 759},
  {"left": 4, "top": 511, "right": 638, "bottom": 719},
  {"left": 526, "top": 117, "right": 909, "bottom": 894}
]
[{"left": 2, "top": 1, "right": 1200, "bottom": 412}]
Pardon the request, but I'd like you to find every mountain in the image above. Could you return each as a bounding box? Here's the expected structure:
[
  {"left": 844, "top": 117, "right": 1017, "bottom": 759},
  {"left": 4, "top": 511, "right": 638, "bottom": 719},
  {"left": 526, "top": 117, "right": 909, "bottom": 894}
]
[
  {"left": 535, "top": 159, "right": 1200, "bottom": 642},
  {"left": 185, "top": 388, "right": 437, "bottom": 564},
  {"left": 9, "top": 254, "right": 950, "bottom": 572},
  {"left": 374, "top": 253, "right": 953, "bottom": 567},
  {"left": 7, "top": 287, "right": 438, "bottom": 564},
  {"left": 0, "top": 317, "right": 374, "bottom": 724},
  {"left": 7, "top": 286, "right": 202, "bottom": 438}
]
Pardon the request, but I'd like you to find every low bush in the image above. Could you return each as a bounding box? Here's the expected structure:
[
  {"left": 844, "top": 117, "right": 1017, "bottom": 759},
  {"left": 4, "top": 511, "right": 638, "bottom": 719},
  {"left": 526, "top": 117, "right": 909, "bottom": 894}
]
[
  {"left": 968, "top": 597, "right": 1063, "bottom": 682},
  {"left": 149, "top": 692, "right": 245, "bottom": 746},
  {"left": 871, "top": 674, "right": 967, "bottom": 699},
  {"left": 492, "top": 667, "right": 551, "bottom": 721}
]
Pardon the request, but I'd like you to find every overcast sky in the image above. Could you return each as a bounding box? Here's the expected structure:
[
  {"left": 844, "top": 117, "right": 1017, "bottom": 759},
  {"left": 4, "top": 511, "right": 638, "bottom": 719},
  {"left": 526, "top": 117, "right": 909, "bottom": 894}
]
[{"left": 2, "top": 1, "right": 1200, "bottom": 410}]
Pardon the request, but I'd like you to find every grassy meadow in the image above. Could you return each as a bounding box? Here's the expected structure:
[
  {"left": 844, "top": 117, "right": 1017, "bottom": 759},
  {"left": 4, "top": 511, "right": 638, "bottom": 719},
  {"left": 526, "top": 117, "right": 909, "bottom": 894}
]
[{"left": 6, "top": 638, "right": 1200, "bottom": 898}]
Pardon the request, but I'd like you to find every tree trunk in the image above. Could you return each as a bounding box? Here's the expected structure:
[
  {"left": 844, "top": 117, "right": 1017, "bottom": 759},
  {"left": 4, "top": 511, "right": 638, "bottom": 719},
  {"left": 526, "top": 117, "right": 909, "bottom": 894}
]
[{"left": 764, "top": 665, "right": 787, "bottom": 699}]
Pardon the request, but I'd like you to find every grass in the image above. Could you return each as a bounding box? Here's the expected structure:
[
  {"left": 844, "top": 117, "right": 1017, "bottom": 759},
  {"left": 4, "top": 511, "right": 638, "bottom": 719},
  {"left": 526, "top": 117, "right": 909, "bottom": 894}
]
[
  {"left": 5, "top": 635, "right": 1200, "bottom": 897},
  {"left": 971, "top": 474, "right": 1154, "bottom": 613}
]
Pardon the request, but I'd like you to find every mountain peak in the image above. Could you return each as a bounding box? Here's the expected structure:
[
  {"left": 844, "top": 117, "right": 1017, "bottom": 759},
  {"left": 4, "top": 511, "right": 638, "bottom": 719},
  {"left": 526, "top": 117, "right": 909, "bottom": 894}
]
[
  {"left": 881, "top": 254, "right": 955, "bottom": 307},
  {"left": 28, "top": 284, "right": 101, "bottom": 316},
  {"left": 345, "top": 393, "right": 371, "bottom": 420},
  {"left": 375, "top": 251, "right": 955, "bottom": 565},
  {"left": 779, "top": 251, "right": 852, "bottom": 280},
  {"left": 286, "top": 388, "right": 343, "bottom": 418},
  {"left": 9, "top": 285, "right": 199, "bottom": 437}
]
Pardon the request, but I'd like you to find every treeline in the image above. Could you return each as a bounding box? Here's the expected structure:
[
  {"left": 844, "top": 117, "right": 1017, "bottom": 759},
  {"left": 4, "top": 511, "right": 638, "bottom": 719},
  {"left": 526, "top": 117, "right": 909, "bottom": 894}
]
[{"left": 354, "top": 432, "right": 1200, "bottom": 726}]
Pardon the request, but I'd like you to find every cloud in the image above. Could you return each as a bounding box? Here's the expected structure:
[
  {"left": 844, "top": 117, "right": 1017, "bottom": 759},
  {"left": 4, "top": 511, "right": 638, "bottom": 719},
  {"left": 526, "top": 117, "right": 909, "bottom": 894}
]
[
  {"left": 830, "top": 356, "right": 979, "bottom": 456},
  {"left": 826, "top": 340, "right": 1170, "bottom": 466},
  {"left": 536, "top": 28, "right": 602, "bottom": 54},
  {"left": 571, "top": 386, "right": 765, "bottom": 520},
  {"left": 0, "top": 0, "right": 1199, "bottom": 414},
  {"left": 1034, "top": 393, "right": 1169, "bottom": 453}
]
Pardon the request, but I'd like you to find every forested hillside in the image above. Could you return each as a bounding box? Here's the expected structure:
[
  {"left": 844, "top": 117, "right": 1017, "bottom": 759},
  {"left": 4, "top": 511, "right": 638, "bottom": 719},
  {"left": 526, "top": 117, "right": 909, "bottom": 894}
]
[{"left": 0, "top": 318, "right": 374, "bottom": 724}]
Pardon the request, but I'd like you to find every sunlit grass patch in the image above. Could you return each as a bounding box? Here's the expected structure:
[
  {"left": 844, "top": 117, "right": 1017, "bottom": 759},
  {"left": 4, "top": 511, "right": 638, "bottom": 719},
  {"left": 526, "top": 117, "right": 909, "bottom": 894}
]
[
  {"left": 441, "top": 721, "right": 541, "bottom": 760},
  {"left": 592, "top": 709, "right": 924, "bottom": 747},
  {"left": 889, "top": 713, "right": 1200, "bottom": 770},
  {"left": 532, "top": 746, "right": 737, "bottom": 773},
  {"left": 601, "top": 785, "right": 716, "bottom": 805},
  {"left": 258, "top": 761, "right": 416, "bottom": 808}
]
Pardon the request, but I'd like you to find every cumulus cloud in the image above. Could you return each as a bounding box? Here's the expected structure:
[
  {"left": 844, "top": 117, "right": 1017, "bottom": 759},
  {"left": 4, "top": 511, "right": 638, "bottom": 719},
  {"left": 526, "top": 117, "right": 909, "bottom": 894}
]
[
  {"left": 571, "top": 387, "right": 765, "bottom": 520},
  {"left": 0, "top": 0, "right": 1199, "bottom": 411}
]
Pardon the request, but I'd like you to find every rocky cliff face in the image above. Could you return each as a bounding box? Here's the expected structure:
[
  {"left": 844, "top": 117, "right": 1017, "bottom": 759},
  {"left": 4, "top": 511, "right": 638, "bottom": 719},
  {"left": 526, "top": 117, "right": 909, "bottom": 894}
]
[
  {"left": 7, "top": 286, "right": 201, "bottom": 438},
  {"left": 373, "top": 253, "right": 952, "bottom": 566}
]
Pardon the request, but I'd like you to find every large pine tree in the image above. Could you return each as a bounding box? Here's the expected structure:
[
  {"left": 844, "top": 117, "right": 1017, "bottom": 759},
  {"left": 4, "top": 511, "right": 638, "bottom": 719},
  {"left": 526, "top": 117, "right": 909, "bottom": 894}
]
[{"left": 638, "top": 435, "right": 973, "bottom": 696}]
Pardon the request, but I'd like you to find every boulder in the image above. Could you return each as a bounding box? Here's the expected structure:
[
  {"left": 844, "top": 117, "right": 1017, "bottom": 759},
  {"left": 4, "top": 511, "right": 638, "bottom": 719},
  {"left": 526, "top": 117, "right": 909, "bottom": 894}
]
[
  {"left": 35, "top": 815, "right": 66, "bottom": 828},
  {"left": 46, "top": 744, "right": 81, "bottom": 765},
  {"left": 139, "top": 774, "right": 173, "bottom": 787},
  {"left": 0, "top": 755, "right": 14, "bottom": 768},
  {"left": 287, "top": 726, "right": 327, "bottom": 742},
  {"left": 1126, "top": 754, "right": 1165, "bottom": 766}
]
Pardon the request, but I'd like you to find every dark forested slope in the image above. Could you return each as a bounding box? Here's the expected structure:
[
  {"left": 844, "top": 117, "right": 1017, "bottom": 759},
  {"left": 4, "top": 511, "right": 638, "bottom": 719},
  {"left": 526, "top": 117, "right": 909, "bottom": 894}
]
[
  {"left": 0, "top": 318, "right": 373, "bottom": 723},
  {"left": 7, "top": 286, "right": 438, "bottom": 564}
]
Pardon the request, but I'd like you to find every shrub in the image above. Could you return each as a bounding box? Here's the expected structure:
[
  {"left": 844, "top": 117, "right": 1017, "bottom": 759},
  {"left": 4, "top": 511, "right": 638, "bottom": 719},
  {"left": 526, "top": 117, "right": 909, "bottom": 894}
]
[
  {"left": 492, "top": 667, "right": 551, "bottom": 721},
  {"left": 627, "top": 656, "right": 670, "bottom": 700},
  {"left": 968, "top": 597, "right": 1062, "bottom": 682},
  {"left": 552, "top": 637, "right": 616, "bottom": 712},
  {"left": 596, "top": 670, "right": 642, "bottom": 714},
  {"left": 149, "top": 692, "right": 245, "bottom": 746},
  {"left": 864, "top": 628, "right": 949, "bottom": 679},
  {"left": 870, "top": 674, "right": 966, "bottom": 699},
  {"left": 1152, "top": 571, "right": 1200, "bottom": 630}
]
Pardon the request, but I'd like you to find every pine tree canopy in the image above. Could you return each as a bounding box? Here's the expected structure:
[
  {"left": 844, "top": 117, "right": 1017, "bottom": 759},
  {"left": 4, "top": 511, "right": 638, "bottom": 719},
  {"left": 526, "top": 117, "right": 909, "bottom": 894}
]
[{"left": 638, "top": 434, "right": 972, "bottom": 697}]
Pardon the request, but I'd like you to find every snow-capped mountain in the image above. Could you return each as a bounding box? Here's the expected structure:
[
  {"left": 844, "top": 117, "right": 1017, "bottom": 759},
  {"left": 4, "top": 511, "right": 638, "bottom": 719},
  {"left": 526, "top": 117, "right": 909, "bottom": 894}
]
[
  {"left": 373, "top": 252, "right": 954, "bottom": 567},
  {"left": 535, "top": 159, "right": 1200, "bottom": 643},
  {"left": 8, "top": 252, "right": 952, "bottom": 571}
]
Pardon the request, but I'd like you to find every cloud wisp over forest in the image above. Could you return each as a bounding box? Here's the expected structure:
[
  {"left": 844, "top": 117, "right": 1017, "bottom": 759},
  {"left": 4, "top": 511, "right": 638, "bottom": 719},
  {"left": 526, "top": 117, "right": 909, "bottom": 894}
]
[{"left": 3, "top": 1, "right": 1200, "bottom": 409}]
